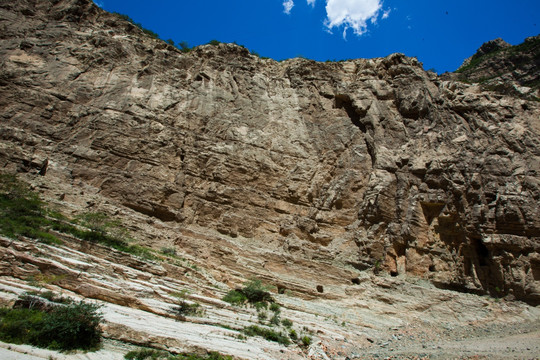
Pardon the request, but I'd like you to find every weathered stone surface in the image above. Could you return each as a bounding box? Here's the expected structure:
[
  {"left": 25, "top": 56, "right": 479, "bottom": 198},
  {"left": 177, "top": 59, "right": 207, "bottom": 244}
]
[
  {"left": 2, "top": 234, "right": 540, "bottom": 360},
  {"left": 450, "top": 35, "right": 540, "bottom": 98},
  {"left": 0, "top": 0, "right": 539, "bottom": 310}
]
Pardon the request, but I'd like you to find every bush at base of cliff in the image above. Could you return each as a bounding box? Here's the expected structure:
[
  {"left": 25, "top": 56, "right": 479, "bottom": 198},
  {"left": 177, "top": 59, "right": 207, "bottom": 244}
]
[{"left": 0, "top": 299, "right": 103, "bottom": 351}]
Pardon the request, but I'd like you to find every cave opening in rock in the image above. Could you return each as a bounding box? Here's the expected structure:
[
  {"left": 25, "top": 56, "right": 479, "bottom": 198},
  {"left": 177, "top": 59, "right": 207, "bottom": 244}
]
[
  {"left": 473, "top": 238, "right": 490, "bottom": 266},
  {"left": 316, "top": 285, "right": 324, "bottom": 293}
]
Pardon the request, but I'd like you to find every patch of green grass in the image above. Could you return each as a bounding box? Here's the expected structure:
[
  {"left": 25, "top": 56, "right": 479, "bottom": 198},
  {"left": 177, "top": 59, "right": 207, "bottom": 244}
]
[
  {"left": 0, "top": 173, "right": 159, "bottom": 261},
  {"left": 281, "top": 318, "right": 293, "bottom": 328},
  {"left": 68, "top": 215, "right": 158, "bottom": 261},
  {"left": 301, "top": 335, "right": 312, "bottom": 347},
  {"left": 124, "top": 348, "right": 233, "bottom": 360},
  {"left": 0, "top": 298, "right": 102, "bottom": 351},
  {"left": 269, "top": 302, "right": 280, "bottom": 313},
  {"left": 243, "top": 325, "right": 290, "bottom": 346},
  {"left": 288, "top": 329, "right": 297, "bottom": 340},
  {"left": 125, "top": 348, "right": 170, "bottom": 360},
  {"left": 254, "top": 301, "right": 267, "bottom": 311},
  {"left": 257, "top": 310, "right": 267, "bottom": 323},
  {"left": 269, "top": 313, "right": 281, "bottom": 326},
  {"left": 0, "top": 173, "right": 62, "bottom": 245}
]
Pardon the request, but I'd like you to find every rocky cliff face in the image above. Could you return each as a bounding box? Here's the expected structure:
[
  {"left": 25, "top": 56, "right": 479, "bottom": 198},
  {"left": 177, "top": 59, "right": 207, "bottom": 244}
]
[
  {"left": 1, "top": 0, "right": 539, "bottom": 308},
  {"left": 452, "top": 35, "right": 540, "bottom": 99}
]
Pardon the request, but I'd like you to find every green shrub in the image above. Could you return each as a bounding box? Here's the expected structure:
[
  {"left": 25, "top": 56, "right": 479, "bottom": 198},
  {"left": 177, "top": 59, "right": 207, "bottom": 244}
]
[
  {"left": 113, "top": 12, "right": 159, "bottom": 39},
  {"left": 288, "top": 329, "right": 297, "bottom": 340},
  {"left": 254, "top": 301, "right": 267, "bottom": 310},
  {"left": 33, "top": 301, "right": 102, "bottom": 350},
  {"left": 222, "top": 290, "right": 247, "bottom": 305},
  {"left": 301, "top": 335, "right": 312, "bottom": 347},
  {"left": 172, "top": 301, "right": 203, "bottom": 318},
  {"left": 222, "top": 279, "right": 274, "bottom": 306},
  {"left": 124, "top": 348, "right": 233, "bottom": 360},
  {"left": 0, "top": 307, "right": 44, "bottom": 344},
  {"left": 269, "top": 302, "right": 280, "bottom": 313},
  {"left": 178, "top": 41, "right": 191, "bottom": 53},
  {"left": 0, "top": 299, "right": 102, "bottom": 351},
  {"left": 257, "top": 311, "right": 267, "bottom": 322},
  {"left": 281, "top": 318, "right": 293, "bottom": 328},
  {"left": 207, "top": 40, "right": 220, "bottom": 46},
  {"left": 269, "top": 313, "right": 281, "bottom": 326},
  {"left": 241, "top": 279, "right": 273, "bottom": 304},
  {"left": 243, "top": 325, "right": 290, "bottom": 346}
]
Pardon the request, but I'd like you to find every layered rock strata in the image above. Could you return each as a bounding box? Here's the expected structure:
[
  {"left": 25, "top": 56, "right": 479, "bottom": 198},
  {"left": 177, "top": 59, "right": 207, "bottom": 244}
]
[{"left": 0, "top": 0, "right": 539, "bottom": 305}]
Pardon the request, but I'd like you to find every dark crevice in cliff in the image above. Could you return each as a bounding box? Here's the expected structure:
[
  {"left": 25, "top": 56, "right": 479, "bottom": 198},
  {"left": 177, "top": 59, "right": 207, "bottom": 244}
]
[
  {"left": 123, "top": 202, "right": 177, "bottom": 222},
  {"left": 335, "top": 94, "right": 367, "bottom": 133},
  {"left": 364, "top": 137, "right": 376, "bottom": 166}
]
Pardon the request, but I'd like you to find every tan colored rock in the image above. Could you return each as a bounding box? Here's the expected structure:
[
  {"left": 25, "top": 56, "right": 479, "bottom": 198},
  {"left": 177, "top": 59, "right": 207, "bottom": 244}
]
[{"left": 0, "top": 0, "right": 539, "bottom": 311}]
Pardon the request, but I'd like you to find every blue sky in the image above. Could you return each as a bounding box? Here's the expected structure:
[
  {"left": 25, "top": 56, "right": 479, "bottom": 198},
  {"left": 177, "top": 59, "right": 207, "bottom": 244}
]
[{"left": 94, "top": 0, "right": 539, "bottom": 73}]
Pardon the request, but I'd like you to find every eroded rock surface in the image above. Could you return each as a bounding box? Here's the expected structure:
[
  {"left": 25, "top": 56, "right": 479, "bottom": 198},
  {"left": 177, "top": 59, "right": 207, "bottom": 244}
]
[
  {"left": 0, "top": 0, "right": 539, "bottom": 311},
  {"left": 1, "top": 234, "right": 540, "bottom": 360},
  {"left": 451, "top": 35, "right": 540, "bottom": 98}
]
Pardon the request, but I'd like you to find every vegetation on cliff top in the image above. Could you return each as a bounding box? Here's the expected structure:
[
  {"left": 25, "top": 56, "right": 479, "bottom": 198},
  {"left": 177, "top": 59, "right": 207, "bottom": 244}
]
[{"left": 456, "top": 35, "right": 540, "bottom": 98}]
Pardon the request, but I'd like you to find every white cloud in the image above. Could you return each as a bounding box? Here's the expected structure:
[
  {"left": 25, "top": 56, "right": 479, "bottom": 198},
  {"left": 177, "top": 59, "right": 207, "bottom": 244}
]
[
  {"left": 283, "top": 0, "right": 294, "bottom": 14},
  {"left": 284, "top": 0, "right": 388, "bottom": 38},
  {"left": 324, "top": 0, "right": 383, "bottom": 37}
]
